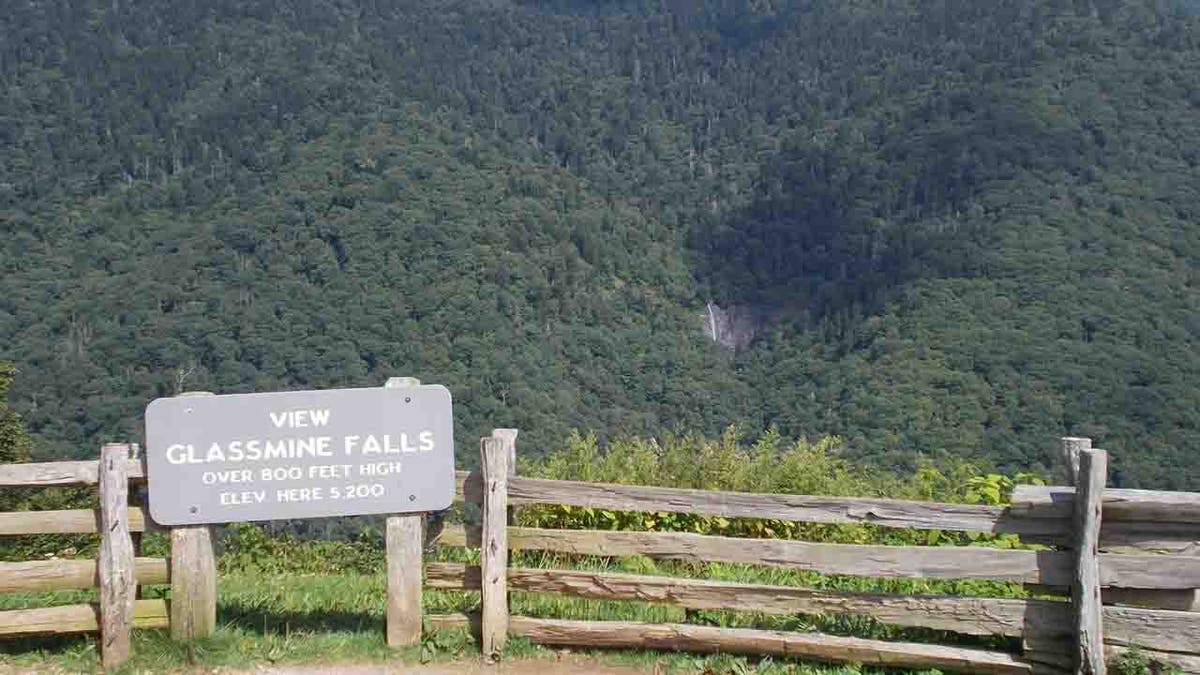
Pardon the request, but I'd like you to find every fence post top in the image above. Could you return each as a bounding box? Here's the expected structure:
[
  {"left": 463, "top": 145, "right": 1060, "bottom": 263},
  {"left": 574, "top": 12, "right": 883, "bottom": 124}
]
[
  {"left": 1061, "top": 437, "right": 1094, "bottom": 487},
  {"left": 100, "top": 442, "right": 138, "bottom": 460}
]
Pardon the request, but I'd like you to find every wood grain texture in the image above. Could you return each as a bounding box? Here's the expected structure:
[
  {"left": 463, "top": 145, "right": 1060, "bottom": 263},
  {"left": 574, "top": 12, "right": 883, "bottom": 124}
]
[
  {"left": 425, "top": 563, "right": 1200, "bottom": 653},
  {"left": 0, "top": 508, "right": 156, "bottom": 535},
  {"left": 99, "top": 443, "right": 136, "bottom": 669},
  {"left": 1104, "top": 587, "right": 1200, "bottom": 611},
  {"left": 383, "top": 376, "right": 424, "bottom": 648},
  {"left": 0, "top": 558, "right": 168, "bottom": 592},
  {"left": 386, "top": 514, "right": 423, "bottom": 647},
  {"left": 0, "top": 459, "right": 145, "bottom": 487},
  {"left": 480, "top": 434, "right": 510, "bottom": 660},
  {"left": 1098, "top": 520, "right": 1200, "bottom": 554},
  {"left": 508, "top": 617, "right": 1034, "bottom": 674},
  {"left": 1071, "top": 449, "right": 1106, "bottom": 675},
  {"left": 505, "top": 477, "right": 1065, "bottom": 538},
  {"left": 425, "top": 606, "right": 1199, "bottom": 668},
  {"left": 461, "top": 471, "right": 1047, "bottom": 535},
  {"left": 456, "top": 472, "right": 1199, "bottom": 552},
  {"left": 426, "top": 612, "right": 478, "bottom": 633},
  {"left": 1021, "top": 635, "right": 1073, "bottom": 673},
  {"left": 0, "top": 600, "right": 169, "bottom": 637},
  {"left": 169, "top": 525, "right": 216, "bottom": 639},
  {"left": 427, "top": 562, "right": 1036, "bottom": 637},
  {"left": 445, "top": 525, "right": 1056, "bottom": 581},
  {"left": 1102, "top": 605, "right": 1200, "bottom": 654},
  {"left": 1012, "top": 484, "right": 1200, "bottom": 524},
  {"left": 1100, "top": 553, "right": 1200, "bottom": 590},
  {"left": 493, "top": 430, "right": 518, "bottom": 475},
  {"left": 436, "top": 525, "right": 1200, "bottom": 589},
  {"left": 495, "top": 429, "right": 519, "bottom": 534},
  {"left": 1061, "top": 437, "right": 1091, "bottom": 486}
]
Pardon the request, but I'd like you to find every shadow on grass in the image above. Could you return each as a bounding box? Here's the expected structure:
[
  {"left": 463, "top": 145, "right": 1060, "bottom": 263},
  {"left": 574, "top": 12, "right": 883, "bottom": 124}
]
[
  {"left": 0, "top": 633, "right": 92, "bottom": 655},
  {"left": 218, "top": 601, "right": 384, "bottom": 635}
]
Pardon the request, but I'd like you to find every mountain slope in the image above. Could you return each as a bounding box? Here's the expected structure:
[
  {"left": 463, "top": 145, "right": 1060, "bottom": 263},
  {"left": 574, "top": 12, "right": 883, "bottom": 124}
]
[
  {"left": 0, "top": 6, "right": 745, "bottom": 458},
  {"left": 0, "top": 0, "right": 1197, "bottom": 485}
]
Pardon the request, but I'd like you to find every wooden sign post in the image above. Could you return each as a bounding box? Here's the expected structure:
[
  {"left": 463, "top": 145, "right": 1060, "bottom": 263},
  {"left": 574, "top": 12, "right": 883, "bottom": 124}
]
[
  {"left": 170, "top": 392, "right": 217, "bottom": 640},
  {"left": 385, "top": 377, "right": 424, "bottom": 647}
]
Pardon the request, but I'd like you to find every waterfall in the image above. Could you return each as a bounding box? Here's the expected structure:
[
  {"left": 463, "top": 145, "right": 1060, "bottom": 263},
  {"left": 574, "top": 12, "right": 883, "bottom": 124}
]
[{"left": 706, "top": 302, "right": 718, "bottom": 342}]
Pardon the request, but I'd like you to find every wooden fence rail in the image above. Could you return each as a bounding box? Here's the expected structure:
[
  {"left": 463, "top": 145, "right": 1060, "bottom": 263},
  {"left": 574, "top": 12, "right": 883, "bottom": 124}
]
[
  {"left": 424, "top": 562, "right": 1200, "bottom": 654},
  {"left": 435, "top": 523, "right": 1200, "bottom": 589},
  {"left": 0, "top": 507, "right": 156, "bottom": 535},
  {"left": 437, "top": 438, "right": 1200, "bottom": 675},
  {"left": 0, "top": 600, "right": 170, "bottom": 638},
  {"left": 0, "top": 443, "right": 198, "bottom": 670},
  {"left": 0, "top": 558, "right": 168, "bottom": 592},
  {"left": 457, "top": 473, "right": 1200, "bottom": 553},
  {"left": 0, "top": 458, "right": 146, "bottom": 487},
  {"left": 5, "top": 431, "right": 1200, "bottom": 674}
]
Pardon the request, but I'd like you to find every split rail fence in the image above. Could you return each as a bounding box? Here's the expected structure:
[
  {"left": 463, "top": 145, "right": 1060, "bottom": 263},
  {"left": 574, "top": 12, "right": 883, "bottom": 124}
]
[
  {"left": 425, "top": 433, "right": 1200, "bottom": 674},
  {"left": 0, "top": 443, "right": 201, "bottom": 670},
  {"left": 2, "top": 432, "right": 1200, "bottom": 674}
]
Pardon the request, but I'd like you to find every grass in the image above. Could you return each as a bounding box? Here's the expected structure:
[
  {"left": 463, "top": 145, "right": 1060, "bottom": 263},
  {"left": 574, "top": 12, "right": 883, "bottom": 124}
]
[
  {"left": 0, "top": 523, "right": 1154, "bottom": 674},
  {"left": 0, "top": 438, "right": 1061, "bottom": 673},
  {"left": 0, "top": 532, "right": 1178, "bottom": 674},
  {"left": 0, "top": 562, "right": 977, "bottom": 674}
]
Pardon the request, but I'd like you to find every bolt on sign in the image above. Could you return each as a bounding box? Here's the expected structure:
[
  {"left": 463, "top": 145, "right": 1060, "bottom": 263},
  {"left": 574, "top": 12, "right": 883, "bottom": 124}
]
[{"left": 144, "top": 385, "right": 455, "bottom": 525}]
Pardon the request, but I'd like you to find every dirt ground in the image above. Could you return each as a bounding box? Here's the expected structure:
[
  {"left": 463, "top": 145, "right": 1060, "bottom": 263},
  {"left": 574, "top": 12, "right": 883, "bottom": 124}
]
[
  {"left": 0, "top": 657, "right": 656, "bottom": 675},
  {"left": 223, "top": 656, "right": 653, "bottom": 674}
]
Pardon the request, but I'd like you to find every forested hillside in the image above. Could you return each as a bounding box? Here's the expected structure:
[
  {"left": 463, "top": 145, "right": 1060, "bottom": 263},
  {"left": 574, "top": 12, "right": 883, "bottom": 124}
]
[{"left": 1, "top": 0, "right": 1197, "bottom": 487}]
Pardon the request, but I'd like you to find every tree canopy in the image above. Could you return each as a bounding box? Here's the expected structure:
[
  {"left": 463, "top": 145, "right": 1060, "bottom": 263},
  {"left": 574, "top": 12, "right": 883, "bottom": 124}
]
[{"left": 0, "top": 0, "right": 1197, "bottom": 486}]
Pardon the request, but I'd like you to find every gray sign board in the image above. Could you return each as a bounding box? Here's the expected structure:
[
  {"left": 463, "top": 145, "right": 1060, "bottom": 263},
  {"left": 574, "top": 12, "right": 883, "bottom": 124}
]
[{"left": 144, "top": 385, "right": 455, "bottom": 525}]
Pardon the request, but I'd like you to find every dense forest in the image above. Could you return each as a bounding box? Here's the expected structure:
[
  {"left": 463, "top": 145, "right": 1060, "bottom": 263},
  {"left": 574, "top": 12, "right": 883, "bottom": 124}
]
[{"left": 1, "top": 0, "right": 1197, "bottom": 487}]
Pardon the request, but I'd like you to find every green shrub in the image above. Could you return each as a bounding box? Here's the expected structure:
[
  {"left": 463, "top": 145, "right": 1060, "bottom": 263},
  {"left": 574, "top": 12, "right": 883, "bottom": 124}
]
[
  {"left": 518, "top": 427, "right": 1045, "bottom": 548},
  {"left": 218, "top": 522, "right": 383, "bottom": 575}
]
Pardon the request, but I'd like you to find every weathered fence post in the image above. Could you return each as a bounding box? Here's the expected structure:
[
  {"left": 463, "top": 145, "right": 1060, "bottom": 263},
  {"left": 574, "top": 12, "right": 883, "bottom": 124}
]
[
  {"left": 1073, "top": 447, "right": 1107, "bottom": 675},
  {"left": 385, "top": 377, "right": 423, "bottom": 647},
  {"left": 495, "top": 428, "right": 518, "bottom": 525},
  {"left": 170, "top": 392, "right": 217, "bottom": 640},
  {"left": 1086, "top": 430, "right": 1200, "bottom": 613},
  {"left": 480, "top": 431, "right": 511, "bottom": 661},
  {"left": 1062, "top": 437, "right": 1092, "bottom": 486},
  {"left": 99, "top": 443, "right": 136, "bottom": 669}
]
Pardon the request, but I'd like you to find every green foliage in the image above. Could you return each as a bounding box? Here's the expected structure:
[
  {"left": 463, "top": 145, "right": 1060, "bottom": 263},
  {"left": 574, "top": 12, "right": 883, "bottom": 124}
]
[
  {"left": 0, "top": 0, "right": 1197, "bottom": 491},
  {"left": 0, "top": 363, "right": 31, "bottom": 465},
  {"left": 521, "top": 429, "right": 1045, "bottom": 549},
  {"left": 418, "top": 628, "right": 474, "bottom": 664},
  {"left": 1110, "top": 648, "right": 1185, "bottom": 675},
  {"left": 0, "top": 367, "right": 99, "bottom": 558},
  {"left": 217, "top": 522, "right": 382, "bottom": 575},
  {"left": 0, "top": 431, "right": 1066, "bottom": 671},
  {"left": 962, "top": 473, "right": 1044, "bottom": 506}
]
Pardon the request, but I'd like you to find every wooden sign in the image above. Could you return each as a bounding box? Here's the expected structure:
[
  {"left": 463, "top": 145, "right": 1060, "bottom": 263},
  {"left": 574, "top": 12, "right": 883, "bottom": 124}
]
[{"left": 144, "top": 385, "right": 454, "bottom": 525}]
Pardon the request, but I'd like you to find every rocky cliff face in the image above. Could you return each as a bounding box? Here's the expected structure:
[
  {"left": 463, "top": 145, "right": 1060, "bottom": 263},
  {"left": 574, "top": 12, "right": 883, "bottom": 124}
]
[{"left": 704, "top": 303, "right": 765, "bottom": 349}]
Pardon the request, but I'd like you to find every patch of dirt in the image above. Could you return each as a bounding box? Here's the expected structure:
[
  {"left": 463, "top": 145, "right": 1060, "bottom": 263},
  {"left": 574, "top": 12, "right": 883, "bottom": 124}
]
[{"left": 216, "top": 655, "right": 653, "bottom": 674}]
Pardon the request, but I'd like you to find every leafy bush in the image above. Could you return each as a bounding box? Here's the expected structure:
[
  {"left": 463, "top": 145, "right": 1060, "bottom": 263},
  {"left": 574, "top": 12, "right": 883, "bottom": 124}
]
[
  {"left": 1110, "top": 648, "right": 1185, "bottom": 675},
  {"left": 517, "top": 427, "right": 1045, "bottom": 548},
  {"left": 218, "top": 522, "right": 383, "bottom": 575}
]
